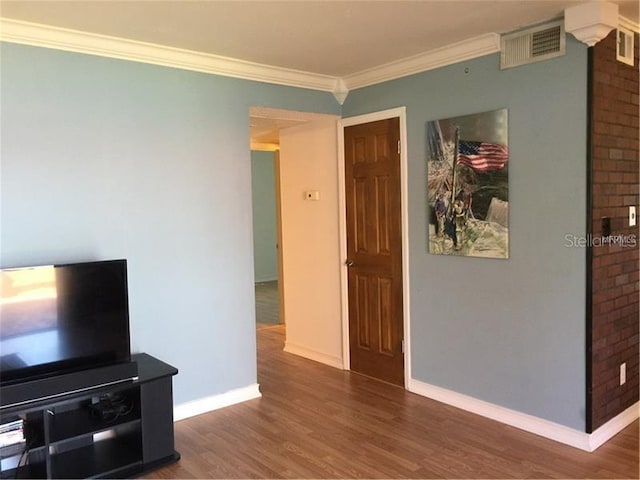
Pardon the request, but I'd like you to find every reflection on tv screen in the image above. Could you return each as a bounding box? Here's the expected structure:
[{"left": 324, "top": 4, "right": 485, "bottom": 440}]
[{"left": 0, "top": 260, "right": 131, "bottom": 384}]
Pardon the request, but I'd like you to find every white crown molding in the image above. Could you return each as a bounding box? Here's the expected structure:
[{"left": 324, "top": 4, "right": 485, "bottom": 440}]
[
  {"left": 173, "top": 383, "right": 261, "bottom": 421},
  {"left": 619, "top": 15, "right": 640, "bottom": 34},
  {"left": 565, "top": 1, "right": 619, "bottom": 46},
  {"left": 0, "top": 18, "right": 337, "bottom": 92},
  {"left": 332, "top": 78, "right": 349, "bottom": 105},
  {"left": 0, "top": 13, "right": 636, "bottom": 99},
  {"left": 409, "top": 378, "right": 640, "bottom": 452},
  {"left": 343, "top": 33, "right": 501, "bottom": 90},
  {"left": 0, "top": 17, "right": 507, "bottom": 99}
]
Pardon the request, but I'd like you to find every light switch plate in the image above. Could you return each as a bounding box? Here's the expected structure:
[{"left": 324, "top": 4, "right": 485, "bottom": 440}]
[
  {"left": 630, "top": 206, "right": 636, "bottom": 227},
  {"left": 305, "top": 191, "right": 320, "bottom": 201}
]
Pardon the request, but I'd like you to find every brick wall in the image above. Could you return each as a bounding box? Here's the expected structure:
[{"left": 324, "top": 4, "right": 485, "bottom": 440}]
[{"left": 589, "top": 29, "right": 639, "bottom": 431}]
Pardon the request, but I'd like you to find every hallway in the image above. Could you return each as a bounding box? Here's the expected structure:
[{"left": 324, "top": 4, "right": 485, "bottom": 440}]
[{"left": 255, "top": 281, "right": 280, "bottom": 326}]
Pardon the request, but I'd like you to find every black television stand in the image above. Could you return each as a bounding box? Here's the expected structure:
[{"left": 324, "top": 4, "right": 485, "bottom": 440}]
[{"left": 0, "top": 354, "right": 179, "bottom": 479}]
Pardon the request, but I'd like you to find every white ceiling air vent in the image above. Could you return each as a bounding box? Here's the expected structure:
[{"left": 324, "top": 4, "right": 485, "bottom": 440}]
[
  {"left": 617, "top": 27, "right": 635, "bottom": 66},
  {"left": 501, "top": 20, "right": 566, "bottom": 70}
]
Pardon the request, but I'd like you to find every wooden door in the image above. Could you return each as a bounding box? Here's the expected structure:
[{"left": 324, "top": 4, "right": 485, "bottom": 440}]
[{"left": 344, "top": 118, "right": 404, "bottom": 386}]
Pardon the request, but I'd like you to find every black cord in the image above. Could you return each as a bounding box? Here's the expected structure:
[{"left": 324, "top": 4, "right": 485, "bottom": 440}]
[
  {"left": 89, "top": 394, "right": 134, "bottom": 422},
  {"left": 13, "top": 438, "right": 32, "bottom": 480},
  {"left": 111, "top": 395, "right": 134, "bottom": 417}
]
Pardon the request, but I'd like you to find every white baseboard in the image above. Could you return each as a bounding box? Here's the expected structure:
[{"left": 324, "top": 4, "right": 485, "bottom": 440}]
[
  {"left": 173, "top": 383, "right": 261, "bottom": 422},
  {"left": 408, "top": 379, "right": 590, "bottom": 450},
  {"left": 589, "top": 402, "right": 640, "bottom": 451},
  {"left": 409, "top": 379, "right": 639, "bottom": 452},
  {"left": 171, "top": 378, "right": 638, "bottom": 451},
  {"left": 283, "top": 342, "right": 343, "bottom": 369}
]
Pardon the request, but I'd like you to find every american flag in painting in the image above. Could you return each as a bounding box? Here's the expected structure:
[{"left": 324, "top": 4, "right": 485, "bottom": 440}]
[{"left": 457, "top": 140, "right": 508, "bottom": 172}]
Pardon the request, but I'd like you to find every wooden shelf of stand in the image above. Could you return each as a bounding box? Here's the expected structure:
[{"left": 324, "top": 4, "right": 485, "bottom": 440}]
[
  {"left": 0, "top": 354, "right": 179, "bottom": 479},
  {"left": 51, "top": 431, "right": 142, "bottom": 479},
  {"left": 1, "top": 460, "right": 47, "bottom": 480},
  {"left": 47, "top": 393, "right": 140, "bottom": 445}
]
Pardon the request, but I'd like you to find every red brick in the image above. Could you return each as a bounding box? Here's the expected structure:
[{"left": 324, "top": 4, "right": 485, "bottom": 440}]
[
  {"left": 622, "top": 152, "right": 639, "bottom": 163},
  {"left": 595, "top": 71, "right": 611, "bottom": 84},
  {"left": 610, "top": 172, "right": 624, "bottom": 183},
  {"left": 619, "top": 161, "right": 638, "bottom": 173},
  {"left": 590, "top": 29, "right": 640, "bottom": 431},
  {"left": 608, "top": 148, "right": 625, "bottom": 160},
  {"left": 620, "top": 103, "right": 637, "bottom": 116},
  {"left": 622, "top": 126, "right": 638, "bottom": 138},
  {"left": 593, "top": 159, "right": 609, "bottom": 171},
  {"left": 614, "top": 296, "right": 629, "bottom": 309},
  {"left": 607, "top": 263, "right": 623, "bottom": 277},
  {"left": 594, "top": 146, "right": 610, "bottom": 159},
  {"left": 593, "top": 171, "right": 609, "bottom": 183},
  {"left": 614, "top": 184, "right": 632, "bottom": 195}
]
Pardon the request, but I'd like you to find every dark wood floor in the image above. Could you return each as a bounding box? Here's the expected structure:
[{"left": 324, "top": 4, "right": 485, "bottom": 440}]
[{"left": 150, "top": 325, "right": 639, "bottom": 478}]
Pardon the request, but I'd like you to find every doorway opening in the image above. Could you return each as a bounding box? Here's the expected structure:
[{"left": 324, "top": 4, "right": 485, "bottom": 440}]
[
  {"left": 250, "top": 147, "right": 282, "bottom": 330},
  {"left": 249, "top": 107, "right": 342, "bottom": 370},
  {"left": 250, "top": 107, "right": 309, "bottom": 333},
  {"left": 249, "top": 106, "right": 409, "bottom": 388}
]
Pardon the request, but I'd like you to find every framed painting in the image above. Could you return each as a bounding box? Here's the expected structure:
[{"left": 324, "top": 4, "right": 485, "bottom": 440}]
[{"left": 427, "top": 109, "right": 509, "bottom": 259}]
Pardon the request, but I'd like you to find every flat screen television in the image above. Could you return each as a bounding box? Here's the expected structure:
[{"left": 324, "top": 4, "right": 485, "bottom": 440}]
[{"left": 0, "top": 259, "right": 132, "bottom": 387}]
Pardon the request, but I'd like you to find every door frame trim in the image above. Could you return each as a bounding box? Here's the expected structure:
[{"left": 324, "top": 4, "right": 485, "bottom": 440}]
[
  {"left": 337, "top": 107, "right": 411, "bottom": 388},
  {"left": 273, "top": 150, "right": 285, "bottom": 325}
]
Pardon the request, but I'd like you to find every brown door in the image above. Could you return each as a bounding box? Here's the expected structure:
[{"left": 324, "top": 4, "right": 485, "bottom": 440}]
[{"left": 344, "top": 117, "right": 404, "bottom": 386}]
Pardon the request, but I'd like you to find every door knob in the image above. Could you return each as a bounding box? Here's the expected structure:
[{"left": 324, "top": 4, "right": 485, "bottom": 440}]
[{"left": 345, "top": 260, "right": 355, "bottom": 267}]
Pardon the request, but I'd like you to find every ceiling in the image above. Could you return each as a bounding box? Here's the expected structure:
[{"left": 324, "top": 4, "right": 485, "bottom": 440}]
[
  {"left": 249, "top": 107, "right": 314, "bottom": 147},
  {"left": 1, "top": 0, "right": 637, "bottom": 78}
]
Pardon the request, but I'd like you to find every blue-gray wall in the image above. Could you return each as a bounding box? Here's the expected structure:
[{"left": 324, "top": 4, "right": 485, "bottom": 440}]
[
  {"left": 1, "top": 38, "right": 589, "bottom": 430},
  {"left": 343, "top": 38, "right": 588, "bottom": 430},
  {"left": 251, "top": 150, "right": 278, "bottom": 282},
  {"left": 0, "top": 43, "right": 339, "bottom": 405}
]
